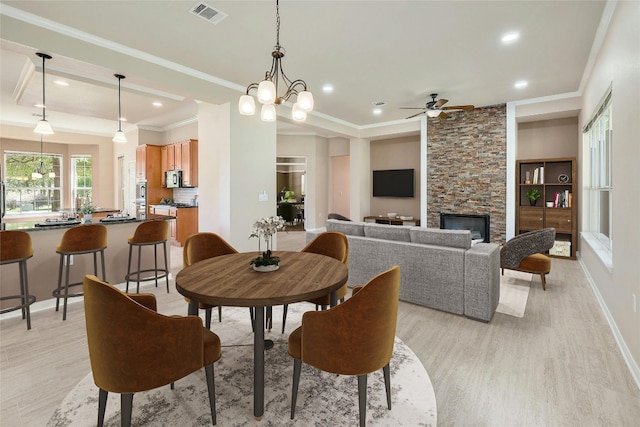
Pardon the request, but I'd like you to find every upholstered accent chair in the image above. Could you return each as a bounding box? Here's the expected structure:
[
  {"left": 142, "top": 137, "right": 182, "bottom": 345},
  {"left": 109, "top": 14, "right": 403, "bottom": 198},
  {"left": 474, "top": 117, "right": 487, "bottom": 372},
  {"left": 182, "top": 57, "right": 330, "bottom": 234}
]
[
  {"left": 288, "top": 265, "right": 401, "bottom": 427},
  {"left": 83, "top": 274, "right": 221, "bottom": 426},
  {"left": 328, "top": 212, "right": 352, "bottom": 221},
  {"left": 183, "top": 232, "right": 238, "bottom": 328},
  {"left": 500, "top": 228, "right": 556, "bottom": 290},
  {"left": 281, "top": 231, "right": 349, "bottom": 333}
]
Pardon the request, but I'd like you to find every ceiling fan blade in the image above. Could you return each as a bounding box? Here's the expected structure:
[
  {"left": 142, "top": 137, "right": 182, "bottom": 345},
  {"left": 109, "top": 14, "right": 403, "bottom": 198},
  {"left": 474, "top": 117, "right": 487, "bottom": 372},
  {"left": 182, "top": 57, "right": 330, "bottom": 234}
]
[
  {"left": 442, "top": 105, "right": 475, "bottom": 110},
  {"left": 434, "top": 99, "right": 448, "bottom": 108},
  {"left": 405, "top": 111, "right": 426, "bottom": 119},
  {"left": 400, "top": 107, "right": 427, "bottom": 110}
]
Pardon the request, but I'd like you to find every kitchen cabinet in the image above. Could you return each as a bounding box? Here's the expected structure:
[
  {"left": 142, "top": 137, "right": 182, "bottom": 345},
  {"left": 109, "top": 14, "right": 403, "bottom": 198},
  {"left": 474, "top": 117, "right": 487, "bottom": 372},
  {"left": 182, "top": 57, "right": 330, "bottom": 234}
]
[
  {"left": 136, "top": 145, "right": 171, "bottom": 215},
  {"left": 160, "top": 139, "right": 198, "bottom": 187},
  {"left": 149, "top": 206, "right": 198, "bottom": 246},
  {"left": 515, "top": 157, "right": 577, "bottom": 259}
]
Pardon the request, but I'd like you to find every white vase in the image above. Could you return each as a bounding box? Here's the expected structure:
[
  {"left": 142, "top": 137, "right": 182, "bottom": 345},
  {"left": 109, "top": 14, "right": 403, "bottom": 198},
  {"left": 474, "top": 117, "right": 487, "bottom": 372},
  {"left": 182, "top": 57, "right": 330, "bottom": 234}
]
[
  {"left": 83, "top": 213, "right": 92, "bottom": 222},
  {"left": 252, "top": 264, "right": 279, "bottom": 272}
]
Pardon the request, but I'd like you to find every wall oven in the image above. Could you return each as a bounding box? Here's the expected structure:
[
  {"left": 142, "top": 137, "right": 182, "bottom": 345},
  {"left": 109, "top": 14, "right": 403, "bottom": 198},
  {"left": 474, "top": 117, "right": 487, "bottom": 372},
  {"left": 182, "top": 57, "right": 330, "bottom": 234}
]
[{"left": 135, "top": 181, "right": 147, "bottom": 219}]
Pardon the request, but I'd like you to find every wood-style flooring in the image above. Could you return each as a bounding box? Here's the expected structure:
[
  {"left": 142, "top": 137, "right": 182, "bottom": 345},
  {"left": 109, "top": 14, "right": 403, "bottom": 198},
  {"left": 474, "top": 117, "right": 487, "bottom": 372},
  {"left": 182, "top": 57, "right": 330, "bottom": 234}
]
[{"left": 1, "top": 231, "right": 639, "bottom": 426}]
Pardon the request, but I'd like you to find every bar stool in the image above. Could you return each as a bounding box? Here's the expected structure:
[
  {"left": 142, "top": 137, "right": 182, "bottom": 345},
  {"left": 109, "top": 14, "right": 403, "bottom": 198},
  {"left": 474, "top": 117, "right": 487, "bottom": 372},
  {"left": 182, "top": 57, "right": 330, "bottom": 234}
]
[
  {"left": 53, "top": 224, "right": 107, "bottom": 321},
  {"left": 0, "top": 230, "right": 36, "bottom": 330},
  {"left": 125, "top": 220, "right": 169, "bottom": 294}
]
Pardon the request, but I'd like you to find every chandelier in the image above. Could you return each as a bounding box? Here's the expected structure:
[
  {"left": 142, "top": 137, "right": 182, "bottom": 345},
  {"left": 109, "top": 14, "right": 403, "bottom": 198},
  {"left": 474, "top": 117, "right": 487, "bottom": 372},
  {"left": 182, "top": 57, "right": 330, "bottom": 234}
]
[
  {"left": 112, "top": 74, "right": 128, "bottom": 144},
  {"left": 238, "top": 0, "right": 313, "bottom": 122},
  {"left": 34, "top": 52, "right": 54, "bottom": 135}
]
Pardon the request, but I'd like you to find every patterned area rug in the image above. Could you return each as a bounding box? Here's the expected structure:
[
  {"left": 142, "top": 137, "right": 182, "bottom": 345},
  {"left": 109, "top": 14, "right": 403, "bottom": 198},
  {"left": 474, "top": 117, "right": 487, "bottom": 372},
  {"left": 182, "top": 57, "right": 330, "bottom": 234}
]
[
  {"left": 47, "top": 303, "right": 436, "bottom": 426},
  {"left": 496, "top": 270, "right": 532, "bottom": 318}
]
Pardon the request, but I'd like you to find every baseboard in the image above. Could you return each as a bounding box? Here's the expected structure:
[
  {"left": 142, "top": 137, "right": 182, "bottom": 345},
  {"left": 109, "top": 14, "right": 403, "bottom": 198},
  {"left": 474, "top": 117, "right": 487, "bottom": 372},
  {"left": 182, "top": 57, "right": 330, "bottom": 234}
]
[
  {"left": 578, "top": 256, "right": 640, "bottom": 391},
  {"left": 0, "top": 277, "right": 173, "bottom": 320}
]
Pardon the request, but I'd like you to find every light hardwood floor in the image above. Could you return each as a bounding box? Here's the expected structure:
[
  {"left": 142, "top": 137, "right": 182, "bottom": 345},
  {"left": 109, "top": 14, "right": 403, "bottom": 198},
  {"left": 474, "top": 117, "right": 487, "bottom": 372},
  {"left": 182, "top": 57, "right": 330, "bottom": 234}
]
[{"left": 1, "top": 231, "right": 639, "bottom": 426}]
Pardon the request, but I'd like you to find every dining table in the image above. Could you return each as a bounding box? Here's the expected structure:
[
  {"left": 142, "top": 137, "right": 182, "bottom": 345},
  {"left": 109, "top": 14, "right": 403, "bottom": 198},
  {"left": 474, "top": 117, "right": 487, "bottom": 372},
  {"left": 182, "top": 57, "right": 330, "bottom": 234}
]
[{"left": 175, "top": 250, "right": 348, "bottom": 419}]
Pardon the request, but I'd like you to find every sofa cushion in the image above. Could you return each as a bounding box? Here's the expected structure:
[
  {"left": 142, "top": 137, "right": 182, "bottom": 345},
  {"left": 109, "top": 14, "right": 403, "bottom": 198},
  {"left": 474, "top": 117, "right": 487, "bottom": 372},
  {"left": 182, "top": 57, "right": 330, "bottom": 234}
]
[
  {"left": 364, "top": 223, "right": 411, "bottom": 242},
  {"left": 326, "top": 219, "right": 365, "bottom": 236},
  {"left": 410, "top": 228, "right": 471, "bottom": 249}
]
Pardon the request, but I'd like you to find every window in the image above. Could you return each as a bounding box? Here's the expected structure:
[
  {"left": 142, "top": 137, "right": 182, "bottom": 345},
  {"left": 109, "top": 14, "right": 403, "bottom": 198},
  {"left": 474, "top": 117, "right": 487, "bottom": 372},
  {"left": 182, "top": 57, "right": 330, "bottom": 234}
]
[
  {"left": 3, "top": 151, "right": 62, "bottom": 214},
  {"left": 72, "top": 156, "right": 93, "bottom": 211},
  {"left": 583, "top": 90, "right": 612, "bottom": 251}
]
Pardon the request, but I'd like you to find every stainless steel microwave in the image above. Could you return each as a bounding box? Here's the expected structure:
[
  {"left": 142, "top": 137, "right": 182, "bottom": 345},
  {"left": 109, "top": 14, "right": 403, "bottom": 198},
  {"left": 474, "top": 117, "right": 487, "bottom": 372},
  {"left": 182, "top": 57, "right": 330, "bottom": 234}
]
[{"left": 166, "top": 170, "right": 182, "bottom": 188}]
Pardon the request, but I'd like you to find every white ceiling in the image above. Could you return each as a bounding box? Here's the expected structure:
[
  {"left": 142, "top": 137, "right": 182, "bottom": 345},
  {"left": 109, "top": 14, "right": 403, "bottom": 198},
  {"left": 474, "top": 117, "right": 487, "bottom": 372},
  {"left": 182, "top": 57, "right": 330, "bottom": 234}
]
[{"left": 0, "top": 1, "right": 606, "bottom": 140}]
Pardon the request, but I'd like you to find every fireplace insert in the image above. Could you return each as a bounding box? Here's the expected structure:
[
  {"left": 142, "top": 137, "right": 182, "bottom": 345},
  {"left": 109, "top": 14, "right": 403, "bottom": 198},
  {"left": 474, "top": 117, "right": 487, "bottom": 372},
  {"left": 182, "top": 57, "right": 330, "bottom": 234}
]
[{"left": 440, "top": 213, "right": 490, "bottom": 243}]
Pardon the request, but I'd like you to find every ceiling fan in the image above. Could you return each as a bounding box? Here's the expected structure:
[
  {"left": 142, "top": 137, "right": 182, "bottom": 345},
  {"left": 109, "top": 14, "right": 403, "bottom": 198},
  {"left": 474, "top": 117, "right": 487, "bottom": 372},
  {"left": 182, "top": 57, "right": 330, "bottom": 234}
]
[{"left": 402, "top": 93, "right": 474, "bottom": 119}]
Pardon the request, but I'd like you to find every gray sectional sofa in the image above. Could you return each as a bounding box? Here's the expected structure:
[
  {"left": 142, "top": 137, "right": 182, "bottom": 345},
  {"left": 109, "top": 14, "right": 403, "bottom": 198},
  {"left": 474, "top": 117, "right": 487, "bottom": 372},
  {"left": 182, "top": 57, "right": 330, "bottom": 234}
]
[{"left": 307, "top": 219, "right": 501, "bottom": 322}]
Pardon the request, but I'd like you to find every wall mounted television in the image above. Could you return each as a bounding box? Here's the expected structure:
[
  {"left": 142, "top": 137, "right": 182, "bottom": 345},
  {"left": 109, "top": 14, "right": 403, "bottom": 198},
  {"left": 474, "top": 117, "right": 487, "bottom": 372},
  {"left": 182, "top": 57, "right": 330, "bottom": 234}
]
[{"left": 372, "top": 169, "right": 415, "bottom": 198}]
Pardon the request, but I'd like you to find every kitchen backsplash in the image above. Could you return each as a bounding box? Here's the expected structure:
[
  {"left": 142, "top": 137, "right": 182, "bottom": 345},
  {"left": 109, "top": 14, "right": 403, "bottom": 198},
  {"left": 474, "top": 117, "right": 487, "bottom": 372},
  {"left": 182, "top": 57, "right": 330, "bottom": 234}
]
[{"left": 173, "top": 187, "right": 198, "bottom": 206}]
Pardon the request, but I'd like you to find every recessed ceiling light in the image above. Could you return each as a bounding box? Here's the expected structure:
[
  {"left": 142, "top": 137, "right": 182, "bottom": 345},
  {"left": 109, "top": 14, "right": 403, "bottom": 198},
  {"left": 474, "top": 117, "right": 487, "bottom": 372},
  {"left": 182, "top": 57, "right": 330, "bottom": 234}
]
[
  {"left": 54, "top": 80, "right": 69, "bottom": 86},
  {"left": 322, "top": 84, "right": 334, "bottom": 93},
  {"left": 514, "top": 80, "right": 528, "bottom": 89},
  {"left": 152, "top": 101, "right": 163, "bottom": 107},
  {"left": 120, "top": 117, "right": 127, "bottom": 122},
  {"left": 501, "top": 32, "right": 520, "bottom": 44},
  {"left": 34, "top": 103, "right": 45, "bottom": 109},
  {"left": 373, "top": 108, "right": 382, "bottom": 115}
]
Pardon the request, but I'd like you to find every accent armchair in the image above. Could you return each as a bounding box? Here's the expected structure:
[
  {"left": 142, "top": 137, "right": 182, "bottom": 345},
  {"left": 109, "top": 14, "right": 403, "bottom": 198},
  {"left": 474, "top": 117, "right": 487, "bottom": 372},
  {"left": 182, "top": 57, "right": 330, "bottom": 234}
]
[
  {"left": 83, "top": 274, "right": 221, "bottom": 426},
  {"left": 288, "top": 265, "right": 401, "bottom": 426},
  {"left": 500, "top": 228, "right": 556, "bottom": 290}
]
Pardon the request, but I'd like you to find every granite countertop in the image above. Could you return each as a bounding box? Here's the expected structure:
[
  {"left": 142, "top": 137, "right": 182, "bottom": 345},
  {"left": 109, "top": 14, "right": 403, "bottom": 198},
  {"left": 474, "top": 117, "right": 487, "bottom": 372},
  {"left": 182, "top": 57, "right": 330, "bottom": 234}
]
[
  {"left": 150, "top": 204, "right": 198, "bottom": 209},
  {"left": 1, "top": 215, "right": 175, "bottom": 232}
]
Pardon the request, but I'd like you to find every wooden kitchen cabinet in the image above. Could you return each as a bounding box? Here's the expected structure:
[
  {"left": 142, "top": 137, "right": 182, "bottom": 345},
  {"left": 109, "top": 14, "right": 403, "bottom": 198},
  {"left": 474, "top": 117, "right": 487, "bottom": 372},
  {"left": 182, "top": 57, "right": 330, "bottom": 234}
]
[
  {"left": 137, "top": 145, "right": 171, "bottom": 215},
  {"left": 149, "top": 206, "right": 197, "bottom": 246},
  {"left": 515, "top": 157, "right": 577, "bottom": 259},
  {"left": 160, "top": 139, "right": 198, "bottom": 187},
  {"left": 179, "top": 139, "right": 198, "bottom": 187}
]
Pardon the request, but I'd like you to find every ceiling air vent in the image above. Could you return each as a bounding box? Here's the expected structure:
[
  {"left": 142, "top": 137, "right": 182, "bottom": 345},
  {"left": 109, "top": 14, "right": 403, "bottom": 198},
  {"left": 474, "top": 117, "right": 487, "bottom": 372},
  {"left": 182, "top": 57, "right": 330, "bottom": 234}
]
[{"left": 190, "top": 2, "right": 228, "bottom": 25}]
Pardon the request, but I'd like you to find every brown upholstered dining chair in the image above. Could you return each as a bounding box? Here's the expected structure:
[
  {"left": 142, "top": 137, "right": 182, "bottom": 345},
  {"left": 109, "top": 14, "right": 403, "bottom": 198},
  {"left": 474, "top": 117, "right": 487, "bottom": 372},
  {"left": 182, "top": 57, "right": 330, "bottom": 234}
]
[
  {"left": 500, "top": 227, "right": 556, "bottom": 290},
  {"left": 280, "top": 231, "right": 349, "bottom": 333},
  {"left": 83, "top": 274, "right": 221, "bottom": 426},
  {"left": 183, "top": 232, "right": 245, "bottom": 328},
  {"left": 288, "top": 265, "right": 400, "bottom": 427}
]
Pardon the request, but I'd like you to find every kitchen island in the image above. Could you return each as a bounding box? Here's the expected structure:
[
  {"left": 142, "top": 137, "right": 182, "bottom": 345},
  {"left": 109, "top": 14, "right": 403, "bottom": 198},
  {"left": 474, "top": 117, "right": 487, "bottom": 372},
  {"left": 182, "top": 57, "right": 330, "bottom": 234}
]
[{"left": 0, "top": 216, "right": 175, "bottom": 312}]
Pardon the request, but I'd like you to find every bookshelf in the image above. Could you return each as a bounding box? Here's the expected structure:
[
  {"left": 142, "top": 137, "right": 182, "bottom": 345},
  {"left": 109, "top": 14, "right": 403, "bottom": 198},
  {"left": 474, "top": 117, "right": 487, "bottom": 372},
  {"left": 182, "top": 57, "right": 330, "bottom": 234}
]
[{"left": 515, "top": 157, "right": 577, "bottom": 259}]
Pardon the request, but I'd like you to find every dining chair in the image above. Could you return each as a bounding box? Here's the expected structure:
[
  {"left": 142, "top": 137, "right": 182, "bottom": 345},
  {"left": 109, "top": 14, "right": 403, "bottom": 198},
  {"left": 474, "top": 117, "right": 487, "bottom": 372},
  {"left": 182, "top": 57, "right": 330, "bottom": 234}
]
[
  {"left": 83, "top": 274, "right": 221, "bottom": 426},
  {"left": 183, "top": 232, "right": 239, "bottom": 328},
  {"left": 500, "top": 227, "right": 556, "bottom": 290},
  {"left": 281, "top": 231, "right": 349, "bottom": 333},
  {"left": 288, "top": 265, "right": 401, "bottom": 427}
]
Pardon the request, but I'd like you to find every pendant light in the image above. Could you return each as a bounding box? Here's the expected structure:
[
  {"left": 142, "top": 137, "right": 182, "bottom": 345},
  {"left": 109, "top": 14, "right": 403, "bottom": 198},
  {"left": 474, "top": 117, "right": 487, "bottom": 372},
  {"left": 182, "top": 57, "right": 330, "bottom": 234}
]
[
  {"left": 31, "top": 136, "right": 45, "bottom": 179},
  {"left": 34, "top": 53, "right": 54, "bottom": 135},
  {"left": 112, "top": 74, "right": 127, "bottom": 144}
]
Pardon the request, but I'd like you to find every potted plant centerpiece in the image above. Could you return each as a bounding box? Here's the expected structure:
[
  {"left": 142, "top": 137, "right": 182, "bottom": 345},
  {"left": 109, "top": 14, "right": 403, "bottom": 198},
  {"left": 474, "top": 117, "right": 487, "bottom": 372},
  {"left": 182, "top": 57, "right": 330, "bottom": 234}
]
[
  {"left": 80, "top": 204, "right": 95, "bottom": 221},
  {"left": 249, "top": 216, "right": 286, "bottom": 272},
  {"left": 526, "top": 188, "right": 541, "bottom": 206}
]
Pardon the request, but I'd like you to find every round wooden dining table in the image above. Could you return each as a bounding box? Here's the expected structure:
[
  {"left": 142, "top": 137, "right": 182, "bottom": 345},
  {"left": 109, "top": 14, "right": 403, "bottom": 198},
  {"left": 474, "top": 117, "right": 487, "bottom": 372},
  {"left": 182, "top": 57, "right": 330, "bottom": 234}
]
[{"left": 175, "top": 250, "right": 348, "bottom": 419}]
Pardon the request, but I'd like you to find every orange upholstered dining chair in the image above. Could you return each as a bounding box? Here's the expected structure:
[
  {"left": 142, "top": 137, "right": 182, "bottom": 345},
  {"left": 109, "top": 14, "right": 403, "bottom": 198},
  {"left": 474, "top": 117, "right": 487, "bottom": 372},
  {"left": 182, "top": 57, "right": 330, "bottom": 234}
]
[
  {"left": 83, "top": 274, "right": 221, "bottom": 426},
  {"left": 288, "top": 265, "right": 401, "bottom": 427},
  {"left": 280, "top": 231, "right": 349, "bottom": 333},
  {"left": 183, "top": 232, "right": 239, "bottom": 328}
]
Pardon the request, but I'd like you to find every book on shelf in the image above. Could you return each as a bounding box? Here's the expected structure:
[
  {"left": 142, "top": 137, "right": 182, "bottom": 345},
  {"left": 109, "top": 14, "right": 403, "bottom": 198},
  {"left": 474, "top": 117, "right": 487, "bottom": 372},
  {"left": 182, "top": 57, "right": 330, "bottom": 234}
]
[
  {"left": 553, "top": 192, "right": 559, "bottom": 208},
  {"left": 568, "top": 192, "right": 572, "bottom": 208},
  {"left": 540, "top": 166, "right": 544, "bottom": 184},
  {"left": 533, "top": 168, "right": 539, "bottom": 184}
]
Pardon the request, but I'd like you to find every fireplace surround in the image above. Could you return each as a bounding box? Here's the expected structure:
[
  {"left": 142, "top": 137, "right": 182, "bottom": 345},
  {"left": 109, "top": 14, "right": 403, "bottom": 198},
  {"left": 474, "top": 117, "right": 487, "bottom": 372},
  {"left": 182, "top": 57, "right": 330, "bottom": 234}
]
[{"left": 440, "top": 213, "right": 490, "bottom": 243}]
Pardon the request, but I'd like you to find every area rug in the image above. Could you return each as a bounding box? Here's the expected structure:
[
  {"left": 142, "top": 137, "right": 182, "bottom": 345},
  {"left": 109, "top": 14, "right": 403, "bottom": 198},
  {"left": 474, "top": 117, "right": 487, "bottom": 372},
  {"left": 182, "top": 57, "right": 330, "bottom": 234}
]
[
  {"left": 47, "top": 303, "right": 436, "bottom": 426},
  {"left": 495, "top": 270, "right": 532, "bottom": 318}
]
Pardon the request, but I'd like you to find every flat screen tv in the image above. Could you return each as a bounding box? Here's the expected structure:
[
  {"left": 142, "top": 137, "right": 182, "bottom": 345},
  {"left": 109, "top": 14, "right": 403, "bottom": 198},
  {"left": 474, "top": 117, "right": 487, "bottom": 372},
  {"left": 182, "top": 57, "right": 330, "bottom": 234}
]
[{"left": 372, "top": 169, "right": 415, "bottom": 198}]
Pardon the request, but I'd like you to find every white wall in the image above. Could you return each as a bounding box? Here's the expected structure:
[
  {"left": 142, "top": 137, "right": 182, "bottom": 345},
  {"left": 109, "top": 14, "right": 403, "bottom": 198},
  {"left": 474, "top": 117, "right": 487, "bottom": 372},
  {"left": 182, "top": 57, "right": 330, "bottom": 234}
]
[
  {"left": 198, "top": 102, "right": 277, "bottom": 252},
  {"left": 579, "top": 0, "right": 640, "bottom": 384}
]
